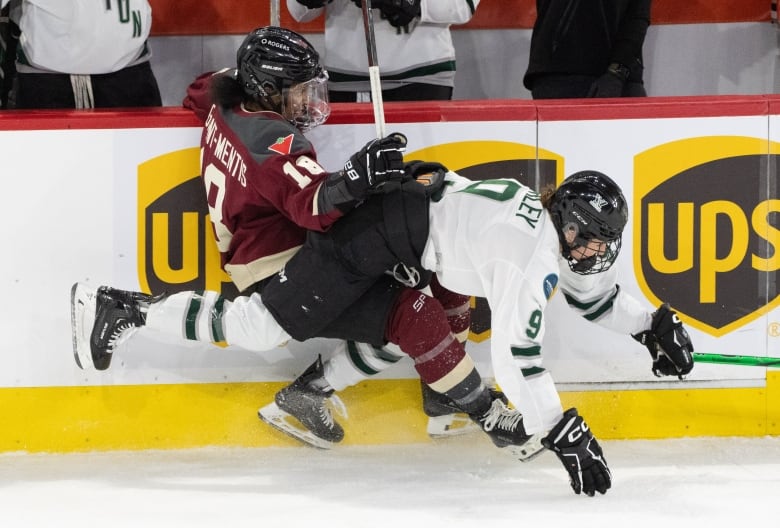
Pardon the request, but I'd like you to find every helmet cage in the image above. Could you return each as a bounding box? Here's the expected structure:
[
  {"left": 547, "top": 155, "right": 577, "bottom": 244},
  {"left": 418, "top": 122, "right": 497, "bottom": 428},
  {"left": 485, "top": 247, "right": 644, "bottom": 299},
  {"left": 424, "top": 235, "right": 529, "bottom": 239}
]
[
  {"left": 281, "top": 70, "right": 331, "bottom": 132},
  {"left": 551, "top": 171, "right": 628, "bottom": 275},
  {"left": 236, "top": 27, "right": 329, "bottom": 131},
  {"left": 564, "top": 226, "right": 623, "bottom": 275}
]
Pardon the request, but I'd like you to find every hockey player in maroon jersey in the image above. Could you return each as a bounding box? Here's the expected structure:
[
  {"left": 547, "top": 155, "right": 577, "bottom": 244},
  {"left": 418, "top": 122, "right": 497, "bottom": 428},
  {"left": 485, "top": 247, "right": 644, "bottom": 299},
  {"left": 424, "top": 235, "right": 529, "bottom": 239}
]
[
  {"left": 185, "top": 28, "right": 405, "bottom": 290},
  {"left": 180, "top": 26, "right": 483, "bottom": 443},
  {"left": 72, "top": 27, "right": 526, "bottom": 458}
]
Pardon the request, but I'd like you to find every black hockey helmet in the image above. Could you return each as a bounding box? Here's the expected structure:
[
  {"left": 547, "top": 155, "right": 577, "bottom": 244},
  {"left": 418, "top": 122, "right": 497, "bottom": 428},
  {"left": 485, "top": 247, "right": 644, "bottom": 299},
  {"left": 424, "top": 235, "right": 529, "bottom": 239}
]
[
  {"left": 548, "top": 170, "right": 628, "bottom": 274},
  {"left": 236, "top": 26, "right": 330, "bottom": 131}
]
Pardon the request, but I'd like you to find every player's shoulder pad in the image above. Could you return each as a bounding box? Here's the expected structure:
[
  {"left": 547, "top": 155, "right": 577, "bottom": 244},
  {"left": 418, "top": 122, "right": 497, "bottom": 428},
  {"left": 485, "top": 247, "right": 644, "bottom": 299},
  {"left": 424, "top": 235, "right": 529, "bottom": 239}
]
[{"left": 242, "top": 116, "right": 313, "bottom": 163}]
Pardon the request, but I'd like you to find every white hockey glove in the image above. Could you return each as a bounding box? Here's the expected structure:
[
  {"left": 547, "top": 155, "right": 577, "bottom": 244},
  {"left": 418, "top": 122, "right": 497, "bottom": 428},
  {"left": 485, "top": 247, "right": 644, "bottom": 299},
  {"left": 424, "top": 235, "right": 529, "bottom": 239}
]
[{"left": 542, "top": 408, "right": 612, "bottom": 496}]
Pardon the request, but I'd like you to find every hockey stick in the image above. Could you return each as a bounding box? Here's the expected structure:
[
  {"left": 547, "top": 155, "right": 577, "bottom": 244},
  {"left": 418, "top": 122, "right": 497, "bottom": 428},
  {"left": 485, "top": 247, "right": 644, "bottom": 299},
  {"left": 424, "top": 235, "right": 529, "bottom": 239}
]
[
  {"left": 693, "top": 352, "right": 780, "bottom": 368},
  {"left": 270, "top": 0, "right": 280, "bottom": 27},
  {"left": 360, "top": 0, "right": 386, "bottom": 138}
]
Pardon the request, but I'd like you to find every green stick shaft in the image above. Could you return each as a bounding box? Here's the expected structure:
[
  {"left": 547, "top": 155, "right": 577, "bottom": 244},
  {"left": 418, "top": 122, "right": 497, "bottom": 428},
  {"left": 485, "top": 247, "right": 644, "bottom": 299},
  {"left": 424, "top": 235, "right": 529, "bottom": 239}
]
[{"left": 693, "top": 353, "right": 780, "bottom": 368}]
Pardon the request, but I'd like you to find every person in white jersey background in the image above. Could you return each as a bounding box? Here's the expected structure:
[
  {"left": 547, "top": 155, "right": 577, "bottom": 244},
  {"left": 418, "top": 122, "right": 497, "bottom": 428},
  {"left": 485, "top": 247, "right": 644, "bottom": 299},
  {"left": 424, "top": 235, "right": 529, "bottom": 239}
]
[
  {"left": 286, "top": 0, "right": 479, "bottom": 101},
  {"left": 0, "top": 0, "right": 160, "bottom": 108}
]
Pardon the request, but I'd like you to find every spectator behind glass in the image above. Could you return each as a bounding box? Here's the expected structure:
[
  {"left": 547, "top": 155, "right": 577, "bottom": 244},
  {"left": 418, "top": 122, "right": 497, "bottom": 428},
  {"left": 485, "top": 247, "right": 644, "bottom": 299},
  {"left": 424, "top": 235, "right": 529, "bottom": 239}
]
[
  {"left": 523, "top": 0, "right": 651, "bottom": 99},
  {"left": 286, "top": 0, "right": 480, "bottom": 102},
  {"left": 0, "top": 0, "right": 161, "bottom": 109},
  {"left": 0, "top": 2, "right": 17, "bottom": 108}
]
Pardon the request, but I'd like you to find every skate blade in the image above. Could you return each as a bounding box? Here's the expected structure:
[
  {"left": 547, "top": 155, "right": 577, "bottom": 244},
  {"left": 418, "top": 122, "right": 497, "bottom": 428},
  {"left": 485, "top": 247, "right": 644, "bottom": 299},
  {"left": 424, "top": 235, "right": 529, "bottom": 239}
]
[
  {"left": 70, "top": 283, "right": 97, "bottom": 370},
  {"left": 426, "top": 413, "right": 481, "bottom": 438},
  {"left": 508, "top": 433, "right": 547, "bottom": 462},
  {"left": 258, "top": 402, "right": 337, "bottom": 450}
]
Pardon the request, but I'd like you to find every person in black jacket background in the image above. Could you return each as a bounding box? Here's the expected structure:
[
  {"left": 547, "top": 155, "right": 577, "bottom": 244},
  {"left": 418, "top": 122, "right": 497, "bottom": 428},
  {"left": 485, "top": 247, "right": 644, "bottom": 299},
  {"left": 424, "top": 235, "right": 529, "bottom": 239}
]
[{"left": 523, "top": 0, "right": 651, "bottom": 99}]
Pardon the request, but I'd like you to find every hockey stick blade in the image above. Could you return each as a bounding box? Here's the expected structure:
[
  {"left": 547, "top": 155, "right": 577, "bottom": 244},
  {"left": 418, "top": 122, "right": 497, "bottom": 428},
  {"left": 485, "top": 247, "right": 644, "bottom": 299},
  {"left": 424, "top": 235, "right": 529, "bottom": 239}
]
[
  {"left": 693, "top": 352, "right": 780, "bottom": 368},
  {"left": 258, "top": 402, "right": 337, "bottom": 450}
]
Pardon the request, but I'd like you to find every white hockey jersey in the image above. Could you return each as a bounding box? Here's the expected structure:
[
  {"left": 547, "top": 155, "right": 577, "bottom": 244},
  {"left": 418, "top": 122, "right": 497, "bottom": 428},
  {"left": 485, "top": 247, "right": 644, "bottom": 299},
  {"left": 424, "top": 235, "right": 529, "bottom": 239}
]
[
  {"left": 286, "top": 0, "right": 479, "bottom": 92},
  {"left": 6, "top": 0, "right": 152, "bottom": 74},
  {"left": 421, "top": 173, "right": 652, "bottom": 434}
]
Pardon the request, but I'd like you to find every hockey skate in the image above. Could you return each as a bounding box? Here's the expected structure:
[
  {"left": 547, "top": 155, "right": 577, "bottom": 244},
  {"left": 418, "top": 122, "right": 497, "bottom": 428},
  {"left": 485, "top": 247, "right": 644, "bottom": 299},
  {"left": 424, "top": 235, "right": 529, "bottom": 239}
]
[
  {"left": 420, "top": 381, "right": 481, "bottom": 438},
  {"left": 70, "top": 283, "right": 154, "bottom": 371},
  {"left": 470, "top": 393, "right": 546, "bottom": 459},
  {"left": 258, "top": 356, "right": 346, "bottom": 450},
  {"left": 507, "top": 433, "right": 547, "bottom": 462}
]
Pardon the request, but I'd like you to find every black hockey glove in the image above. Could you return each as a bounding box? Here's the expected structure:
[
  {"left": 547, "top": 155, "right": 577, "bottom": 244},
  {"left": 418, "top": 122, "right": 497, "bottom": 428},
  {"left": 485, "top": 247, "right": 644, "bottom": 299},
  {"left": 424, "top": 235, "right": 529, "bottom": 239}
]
[
  {"left": 587, "top": 71, "right": 625, "bottom": 98},
  {"left": 542, "top": 408, "right": 612, "bottom": 497},
  {"left": 403, "top": 160, "right": 447, "bottom": 197},
  {"left": 341, "top": 132, "right": 407, "bottom": 200},
  {"left": 296, "top": 0, "right": 332, "bottom": 8},
  {"left": 632, "top": 303, "right": 694, "bottom": 379},
  {"left": 376, "top": 0, "right": 421, "bottom": 28}
]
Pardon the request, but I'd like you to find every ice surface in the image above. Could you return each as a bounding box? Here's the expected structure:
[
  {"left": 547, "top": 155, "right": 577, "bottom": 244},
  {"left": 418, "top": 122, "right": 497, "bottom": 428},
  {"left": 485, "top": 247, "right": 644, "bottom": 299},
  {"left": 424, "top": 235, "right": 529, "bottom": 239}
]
[{"left": 0, "top": 435, "right": 778, "bottom": 527}]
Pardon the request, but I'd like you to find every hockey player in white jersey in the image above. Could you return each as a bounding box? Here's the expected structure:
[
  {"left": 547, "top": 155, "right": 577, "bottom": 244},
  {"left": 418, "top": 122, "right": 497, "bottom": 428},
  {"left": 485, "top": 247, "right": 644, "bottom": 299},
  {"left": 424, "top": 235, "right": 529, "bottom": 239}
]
[
  {"left": 1, "top": 0, "right": 160, "bottom": 108},
  {"left": 71, "top": 164, "right": 694, "bottom": 497},
  {"left": 286, "top": 0, "right": 478, "bottom": 101},
  {"left": 259, "top": 164, "right": 694, "bottom": 496},
  {"left": 309, "top": 167, "right": 695, "bottom": 437}
]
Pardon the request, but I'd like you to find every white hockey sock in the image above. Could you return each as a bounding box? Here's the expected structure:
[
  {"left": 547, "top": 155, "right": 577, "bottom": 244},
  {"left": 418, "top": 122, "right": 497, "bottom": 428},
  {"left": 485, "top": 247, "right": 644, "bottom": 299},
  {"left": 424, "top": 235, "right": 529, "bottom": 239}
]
[
  {"left": 323, "top": 341, "right": 404, "bottom": 391},
  {"left": 145, "top": 290, "right": 292, "bottom": 352}
]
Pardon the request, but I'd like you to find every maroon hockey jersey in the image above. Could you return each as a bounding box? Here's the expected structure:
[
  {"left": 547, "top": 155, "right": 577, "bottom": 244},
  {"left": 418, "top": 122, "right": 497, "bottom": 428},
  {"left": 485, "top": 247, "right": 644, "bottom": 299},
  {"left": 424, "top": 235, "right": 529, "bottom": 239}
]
[{"left": 191, "top": 79, "right": 342, "bottom": 291}]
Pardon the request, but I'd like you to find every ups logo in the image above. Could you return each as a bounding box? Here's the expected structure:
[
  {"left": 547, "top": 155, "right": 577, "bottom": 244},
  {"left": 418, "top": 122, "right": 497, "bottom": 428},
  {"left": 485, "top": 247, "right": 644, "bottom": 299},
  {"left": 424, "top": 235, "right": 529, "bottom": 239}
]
[
  {"left": 407, "top": 140, "right": 563, "bottom": 341},
  {"left": 634, "top": 136, "right": 780, "bottom": 337},
  {"left": 136, "top": 147, "right": 238, "bottom": 300}
]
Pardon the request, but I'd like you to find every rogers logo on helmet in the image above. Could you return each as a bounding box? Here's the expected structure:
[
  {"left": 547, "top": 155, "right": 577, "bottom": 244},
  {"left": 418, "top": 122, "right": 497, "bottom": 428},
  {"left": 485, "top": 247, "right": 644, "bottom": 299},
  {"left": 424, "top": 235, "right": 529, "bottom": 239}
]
[
  {"left": 261, "top": 65, "right": 283, "bottom": 71},
  {"left": 261, "top": 38, "right": 290, "bottom": 52}
]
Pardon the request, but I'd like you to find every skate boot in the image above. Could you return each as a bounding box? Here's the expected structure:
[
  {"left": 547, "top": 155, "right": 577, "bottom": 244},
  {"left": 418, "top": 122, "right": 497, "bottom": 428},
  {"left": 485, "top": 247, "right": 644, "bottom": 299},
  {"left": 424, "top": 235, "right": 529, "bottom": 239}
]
[
  {"left": 258, "top": 356, "right": 346, "bottom": 449},
  {"left": 70, "top": 283, "right": 156, "bottom": 371},
  {"left": 470, "top": 392, "right": 531, "bottom": 448},
  {"left": 420, "top": 380, "right": 481, "bottom": 438}
]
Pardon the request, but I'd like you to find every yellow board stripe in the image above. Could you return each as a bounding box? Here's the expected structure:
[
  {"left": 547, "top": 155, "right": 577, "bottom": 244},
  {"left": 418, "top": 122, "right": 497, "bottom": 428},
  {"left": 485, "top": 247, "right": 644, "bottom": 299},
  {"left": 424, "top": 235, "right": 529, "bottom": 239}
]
[{"left": 1, "top": 373, "right": 777, "bottom": 453}]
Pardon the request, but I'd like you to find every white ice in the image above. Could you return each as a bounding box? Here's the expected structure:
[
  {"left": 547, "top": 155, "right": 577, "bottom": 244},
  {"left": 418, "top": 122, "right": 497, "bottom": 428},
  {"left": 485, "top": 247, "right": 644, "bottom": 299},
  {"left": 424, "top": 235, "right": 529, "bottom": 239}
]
[{"left": 1, "top": 435, "right": 778, "bottom": 527}]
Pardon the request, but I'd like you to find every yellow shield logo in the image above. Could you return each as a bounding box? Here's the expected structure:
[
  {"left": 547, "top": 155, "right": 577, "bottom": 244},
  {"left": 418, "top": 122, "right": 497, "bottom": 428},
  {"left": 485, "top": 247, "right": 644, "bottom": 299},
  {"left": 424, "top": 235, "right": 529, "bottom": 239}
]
[
  {"left": 137, "top": 148, "right": 238, "bottom": 299},
  {"left": 634, "top": 136, "right": 780, "bottom": 337}
]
